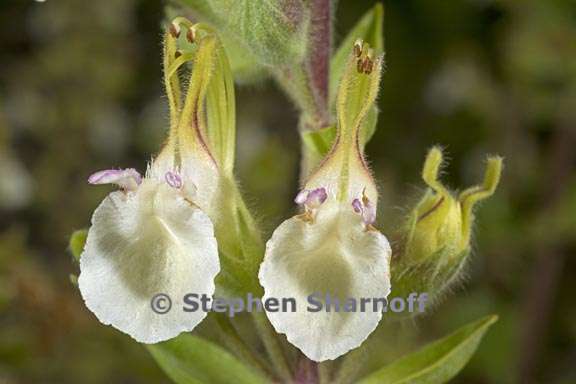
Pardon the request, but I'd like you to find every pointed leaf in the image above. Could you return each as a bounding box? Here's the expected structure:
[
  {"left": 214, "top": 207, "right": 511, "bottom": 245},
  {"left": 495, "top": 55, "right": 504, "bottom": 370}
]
[
  {"left": 357, "top": 315, "right": 497, "bottom": 384},
  {"left": 148, "top": 334, "right": 268, "bottom": 384}
]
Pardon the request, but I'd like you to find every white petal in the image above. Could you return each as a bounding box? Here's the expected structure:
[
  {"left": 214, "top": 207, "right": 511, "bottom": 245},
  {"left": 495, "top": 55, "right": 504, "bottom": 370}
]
[
  {"left": 78, "top": 179, "right": 220, "bottom": 343},
  {"left": 259, "top": 201, "right": 391, "bottom": 361}
]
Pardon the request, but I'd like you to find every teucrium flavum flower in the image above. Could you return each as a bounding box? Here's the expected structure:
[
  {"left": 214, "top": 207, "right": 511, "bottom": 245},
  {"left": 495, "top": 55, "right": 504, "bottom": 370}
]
[
  {"left": 78, "top": 20, "right": 244, "bottom": 343},
  {"left": 391, "top": 147, "right": 503, "bottom": 302},
  {"left": 259, "top": 41, "right": 391, "bottom": 362}
]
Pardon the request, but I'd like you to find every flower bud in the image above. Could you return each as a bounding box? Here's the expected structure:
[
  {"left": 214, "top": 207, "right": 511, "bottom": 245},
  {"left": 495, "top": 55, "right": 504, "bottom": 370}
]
[{"left": 391, "top": 147, "right": 503, "bottom": 301}]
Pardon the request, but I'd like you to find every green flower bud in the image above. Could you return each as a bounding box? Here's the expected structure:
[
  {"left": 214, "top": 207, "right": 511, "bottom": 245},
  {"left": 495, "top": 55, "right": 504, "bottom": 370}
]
[{"left": 391, "top": 147, "right": 503, "bottom": 303}]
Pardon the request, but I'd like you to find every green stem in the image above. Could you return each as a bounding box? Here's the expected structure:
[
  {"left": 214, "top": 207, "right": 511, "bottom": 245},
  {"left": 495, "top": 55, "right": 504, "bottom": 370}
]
[
  {"left": 252, "top": 311, "right": 293, "bottom": 382},
  {"left": 333, "top": 350, "right": 364, "bottom": 384},
  {"left": 273, "top": 66, "right": 320, "bottom": 126},
  {"left": 273, "top": 0, "right": 333, "bottom": 132},
  {"left": 213, "top": 314, "right": 275, "bottom": 381},
  {"left": 318, "top": 361, "right": 332, "bottom": 384}
]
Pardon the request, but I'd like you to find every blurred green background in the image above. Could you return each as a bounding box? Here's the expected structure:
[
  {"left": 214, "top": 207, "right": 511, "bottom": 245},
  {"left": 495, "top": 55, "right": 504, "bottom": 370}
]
[{"left": 0, "top": 0, "right": 574, "bottom": 383}]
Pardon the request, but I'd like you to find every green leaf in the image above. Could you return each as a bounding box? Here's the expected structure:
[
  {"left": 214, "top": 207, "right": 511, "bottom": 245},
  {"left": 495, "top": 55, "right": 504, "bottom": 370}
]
[
  {"left": 148, "top": 334, "right": 268, "bottom": 384},
  {"left": 330, "top": 3, "right": 384, "bottom": 107},
  {"left": 357, "top": 315, "right": 498, "bottom": 384},
  {"left": 300, "top": 125, "right": 337, "bottom": 175},
  {"left": 167, "top": 3, "right": 266, "bottom": 83},
  {"left": 68, "top": 229, "right": 87, "bottom": 261},
  {"left": 180, "top": 0, "right": 309, "bottom": 67},
  {"left": 220, "top": 34, "right": 267, "bottom": 84},
  {"left": 301, "top": 124, "right": 337, "bottom": 157}
]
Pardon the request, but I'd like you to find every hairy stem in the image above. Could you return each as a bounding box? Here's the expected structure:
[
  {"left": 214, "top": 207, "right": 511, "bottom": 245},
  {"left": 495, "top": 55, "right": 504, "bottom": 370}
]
[
  {"left": 305, "top": 0, "right": 332, "bottom": 127},
  {"left": 274, "top": 0, "right": 332, "bottom": 132},
  {"left": 213, "top": 314, "right": 275, "bottom": 380},
  {"left": 252, "top": 311, "right": 293, "bottom": 381}
]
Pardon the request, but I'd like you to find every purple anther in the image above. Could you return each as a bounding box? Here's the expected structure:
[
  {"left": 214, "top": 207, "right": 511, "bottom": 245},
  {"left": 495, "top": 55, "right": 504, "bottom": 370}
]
[
  {"left": 352, "top": 198, "right": 363, "bottom": 214},
  {"left": 306, "top": 188, "right": 328, "bottom": 208},
  {"left": 88, "top": 168, "right": 142, "bottom": 191},
  {"left": 165, "top": 171, "right": 183, "bottom": 189},
  {"left": 352, "top": 194, "right": 377, "bottom": 226}
]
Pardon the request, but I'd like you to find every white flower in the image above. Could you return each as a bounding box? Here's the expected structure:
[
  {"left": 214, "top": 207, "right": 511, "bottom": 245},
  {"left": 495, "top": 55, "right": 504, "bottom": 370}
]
[
  {"left": 79, "top": 167, "right": 219, "bottom": 343},
  {"left": 78, "top": 21, "right": 235, "bottom": 343},
  {"left": 259, "top": 195, "right": 391, "bottom": 361},
  {"left": 259, "top": 41, "right": 391, "bottom": 361}
]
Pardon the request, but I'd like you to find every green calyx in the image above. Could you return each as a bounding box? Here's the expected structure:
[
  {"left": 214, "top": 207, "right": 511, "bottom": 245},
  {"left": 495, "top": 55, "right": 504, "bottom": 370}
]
[
  {"left": 408, "top": 146, "right": 503, "bottom": 259},
  {"left": 163, "top": 19, "right": 236, "bottom": 176},
  {"left": 391, "top": 147, "right": 503, "bottom": 303}
]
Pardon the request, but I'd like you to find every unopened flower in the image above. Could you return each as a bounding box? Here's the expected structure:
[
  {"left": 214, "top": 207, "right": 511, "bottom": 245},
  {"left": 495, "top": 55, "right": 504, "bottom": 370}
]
[
  {"left": 259, "top": 41, "right": 391, "bottom": 362},
  {"left": 391, "top": 147, "right": 503, "bottom": 300},
  {"left": 78, "top": 20, "right": 237, "bottom": 343}
]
